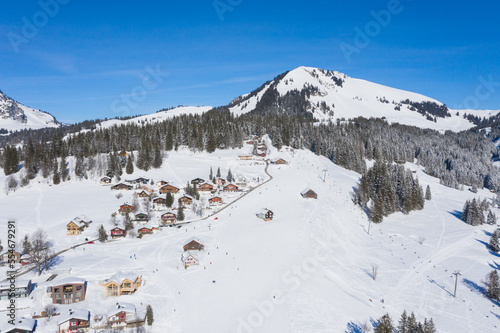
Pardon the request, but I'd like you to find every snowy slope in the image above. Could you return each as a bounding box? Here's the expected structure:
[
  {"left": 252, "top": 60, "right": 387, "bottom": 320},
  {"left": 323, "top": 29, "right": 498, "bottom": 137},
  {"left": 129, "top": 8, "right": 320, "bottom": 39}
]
[
  {"left": 96, "top": 106, "right": 213, "bottom": 130},
  {"left": 1, "top": 144, "right": 499, "bottom": 332},
  {"left": 229, "top": 66, "right": 500, "bottom": 132},
  {"left": 0, "top": 91, "right": 60, "bottom": 131}
]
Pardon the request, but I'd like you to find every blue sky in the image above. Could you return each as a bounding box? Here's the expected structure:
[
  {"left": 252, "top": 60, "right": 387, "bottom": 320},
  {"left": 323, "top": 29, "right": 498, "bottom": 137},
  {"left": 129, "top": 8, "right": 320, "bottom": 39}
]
[{"left": 0, "top": 0, "right": 499, "bottom": 123}]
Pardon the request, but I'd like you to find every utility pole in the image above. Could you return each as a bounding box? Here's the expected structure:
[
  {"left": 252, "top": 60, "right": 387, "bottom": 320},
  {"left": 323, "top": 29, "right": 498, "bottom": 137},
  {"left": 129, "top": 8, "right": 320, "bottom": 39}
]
[
  {"left": 367, "top": 219, "right": 372, "bottom": 235},
  {"left": 322, "top": 169, "right": 327, "bottom": 182},
  {"left": 453, "top": 271, "right": 462, "bottom": 297}
]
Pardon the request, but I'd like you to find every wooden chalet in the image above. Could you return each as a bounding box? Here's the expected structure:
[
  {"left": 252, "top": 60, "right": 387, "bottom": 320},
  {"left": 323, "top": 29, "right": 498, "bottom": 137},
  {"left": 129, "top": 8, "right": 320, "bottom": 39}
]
[
  {"left": 132, "top": 177, "right": 149, "bottom": 185},
  {"left": 178, "top": 195, "right": 193, "bottom": 206},
  {"left": 153, "top": 197, "right": 167, "bottom": 208},
  {"left": 72, "top": 215, "right": 92, "bottom": 227},
  {"left": 66, "top": 221, "right": 81, "bottom": 235},
  {"left": 107, "top": 302, "right": 138, "bottom": 327},
  {"left": 223, "top": 183, "right": 239, "bottom": 192},
  {"left": 100, "top": 176, "right": 112, "bottom": 184},
  {"left": 111, "top": 183, "right": 133, "bottom": 191},
  {"left": 134, "top": 213, "right": 149, "bottom": 222},
  {"left": 156, "top": 180, "right": 168, "bottom": 187},
  {"left": 57, "top": 309, "right": 90, "bottom": 333},
  {"left": 159, "top": 184, "right": 180, "bottom": 194},
  {"left": 198, "top": 182, "right": 214, "bottom": 192},
  {"left": 183, "top": 240, "right": 205, "bottom": 251},
  {"left": 216, "top": 178, "right": 226, "bottom": 186},
  {"left": 300, "top": 188, "right": 318, "bottom": 199},
  {"left": 209, "top": 197, "right": 223, "bottom": 205},
  {"left": 182, "top": 253, "right": 199, "bottom": 268},
  {"left": 0, "top": 250, "right": 21, "bottom": 265},
  {"left": 256, "top": 209, "right": 274, "bottom": 221},
  {"left": 161, "top": 212, "right": 176, "bottom": 224},
  {"left": 139, "top": 185, "right": 154, "bottom": 194},
  {"left": 191, "top": 178, "right": 205, "bottom": 186},
  {"left": 271, "top": 158, "right": 288, "bottom": 165},
  {"left": 138, "top": 227, "right": 153, "bottom": 235},
  {"left": 246, "top": 140, "right": 254, "bottom": 144},
  {"left": 235, "top": 176, "right": 247, "bottom": 187},
  {"left": 111, "top": 227, "right": 125, "bottom": 239},
  {"left": 137, "top": 190, "right": 150, "bottom": 198},
  {"left": 118, "top": 204, "right": 133, "bottom": 215},
  {"left": 100, "top": 273, "right": 142, "bottom": 297}
]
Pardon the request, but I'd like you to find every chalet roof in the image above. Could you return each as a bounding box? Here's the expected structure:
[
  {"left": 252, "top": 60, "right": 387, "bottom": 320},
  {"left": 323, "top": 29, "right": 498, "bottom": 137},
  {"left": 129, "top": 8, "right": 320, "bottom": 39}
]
[
  {"left": 51, "top": 276, "right": 86, "bottom": 286},
  {"left": 257, "top": 208, "right": 272, "bottom": 215},
  {"left": 2, "top": 318, "right": 36, "bottom": 332},
  {"left": 209, "top": 196, "right": 222, "bottom": 200},
  {"left": 0, "top": 279, "right": 31, "bottom": 289},
  {"left": 73, "top": 215, "right": 91, "bottom": 223},
  {"left": 271, "top": 157, "right": 286, "bottom": 162},
  {"left": 111, "top": 227, "right": 125, "bottom": 231},
  {"left": 153, "top": 197, "right": 166, "bottom": 201},
  {"left": 162, "top": 211, "right": 176, "bottom": 216},
  {"left": 184, "top": 239, "right": 204, "bottom": 247},
  {"left": 300, "top": 188, "right": 316, "bottom": 195},
  {"left": 179, "top": 194, "right": 193, "bottom": 200},
  {"left": 20, "top": 254, "right": 31, "bottom": 259},
  {"left": 107, "top": 302, "right": 136, "bottom": 317},
  {"left": 57, "top": 309, "right": 90, "bottom": 325},
  {"left": 135, "top": 212, "right": 149, "bottom": 216},
  {"left": 198, "top": 182, "right": 213, "bottom": 187},
  {"left": 103, "top": 272, "right": 141, "bottom": 285},
  {"left": 182, "top": 252, "right": 199, "bottom": 262}
]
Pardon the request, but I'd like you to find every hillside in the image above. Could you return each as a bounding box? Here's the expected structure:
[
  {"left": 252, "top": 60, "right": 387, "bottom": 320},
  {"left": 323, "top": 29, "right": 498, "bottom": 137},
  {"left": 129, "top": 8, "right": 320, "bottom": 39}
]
[
  {"left": 228, "top": 66, "right": 499, "bottom": 132},
  {"left": 0, "top": 90, "right": 60, "bottom": 132},
  {"left": 1, "top": 142, "right": 499, "bottom": 332}
]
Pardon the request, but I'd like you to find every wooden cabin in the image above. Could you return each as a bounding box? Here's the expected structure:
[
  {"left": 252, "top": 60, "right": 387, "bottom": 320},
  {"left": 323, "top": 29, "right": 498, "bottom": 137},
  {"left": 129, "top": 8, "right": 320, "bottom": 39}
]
[
  {"left": 178, "top": 195, "right": 193, "bottom": 206},
  {"left": 300, "top": 188, "right": 318, "bottom": 199},
  {"left": 256, "top": 209, "right": 274, "bottom": 221},
  {"left": 223, "top": 184, "right": 239, "bottom": 192},
  {"left": 111, "top": 227, "right": 125, "bottom": 239},
  {"left": 209, "top": 197, "right": 223, "bottom": 205},
  {"left": 183, "top": 240, "right": 205, "bottom": 251},
  {"left": 161, "top": 212, "right": 176, "bottom": 224},
  {"left": 111, "top": 183, "right": 133, "bottom": 191},
  {"left": 66, "top": 221, "right": 81, "bottom": 235},
  {"left": 118, "top": 204, "right": 133, "bottom": 215},
  {"left": 198, "top": 182, "right": 214, "bottom": 192},
  {"left": 159, "top": 184, "right": 180, "bottom": 194}
]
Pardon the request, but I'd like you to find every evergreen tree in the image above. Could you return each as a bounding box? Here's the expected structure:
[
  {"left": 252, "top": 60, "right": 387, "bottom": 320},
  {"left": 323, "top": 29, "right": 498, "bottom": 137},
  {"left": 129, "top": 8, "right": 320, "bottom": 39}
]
[
  {"left": 126, "top": 155, "right": 134, "bottom": 174},
  {"left": 398, "top": 310, "right": 409, "bottom": 333},
  {"left": 60, "top": 143, "right": 68, "bottom": 181},
  {"left": 22, "top": 235, "right": 32, "bottom": 254},
  {"left": 209, "top": 167, "right": 213, "bottom": 181},
  {"left": 75, "top": 155, "right": 85, "bottom": 179},
  {"left": 227, "top": 168, "right": 233, "bottom": 182},
  {"left": 98, "top": 225, "right": 107, "bottom": 242},
  {"left": 370, "top": 193, "right": 384, "bottom": 223},
  {"left": 461, "top": 200, "right": 470, "bottom": 222},
  {"left": 375, "top": 313, "right": 394, "bottom": 333},
  {"left": 425, "top": 185, "right": 432, "bottom": 200},
  {"left": 152, "top": 143, "right": 162, "bottom": 168},
  {"left": 489, "top": 230, "right": 500, "bottom": 252},
  {"left": 177, "top": 206, "right": 185, "bottom": 221},
  {"left": 486, "top": 270, "right": 500, "bottom": 301},
  {"left": 423, "top": 318, "right": 436, "bottom": 333},
  {"left": 0, "top": 239, "right": 2, "bottom": 253},
  {"left": 487, "top": 210, "right": 496, "bottom": 225},
  {"left": 407, "top": 312, "right": 418, "bottom": 332},
  {"left": 216, "top": 167, "right": 221, "bottom": 178},
  {"left": 52, "top": 159, "right": 60, "bottom": 185},
  {"left": 146, "top": 304, "right": 154, "bottom": 326},
  {"left": 166, "top": 127, "right": 174, "bottom": 151},
  {"left": 166, "top": 192, "right": 174, "bottom": 208}
]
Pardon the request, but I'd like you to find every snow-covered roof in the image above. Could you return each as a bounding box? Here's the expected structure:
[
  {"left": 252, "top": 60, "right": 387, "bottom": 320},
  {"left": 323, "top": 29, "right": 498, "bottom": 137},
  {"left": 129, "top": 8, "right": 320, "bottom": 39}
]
[
  {"left": 180, "top": 194, "right": 193, "bottom": 199},
  {"left": 2, "top": 318, "right": 36, "bottom": 332},
  {"left": 107, "top": 302, "right": 136, "bottom": 317},
  {"left": 183, "top": 252, "right": 199, "bottom": 262},
  {"left": 257, "top": 208, "right": 271, "bottom": 215},
  {"left": 103, "top": 272, "right": 141, "bottom": 284},
  {"left": 73, "top": 215, "right": 91, "bottom": 223},
  {"left": 0, "top": 279, "right": 31, "bottom": 289},
  {"left": 51, "top": 276, "right": 86, "bottom": 286},
  {"left": 57, "top": 309, "right": 90, "bottom": 325}
]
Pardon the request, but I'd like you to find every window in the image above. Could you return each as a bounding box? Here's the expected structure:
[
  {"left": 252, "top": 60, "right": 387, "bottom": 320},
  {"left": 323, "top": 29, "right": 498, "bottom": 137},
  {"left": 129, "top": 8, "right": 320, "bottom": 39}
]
[
  {"left": 63, "top": 285, "right": 73, "bottom": 293},
  {"left": 76, "top": 285, "right": 82, "bottom": 291}
]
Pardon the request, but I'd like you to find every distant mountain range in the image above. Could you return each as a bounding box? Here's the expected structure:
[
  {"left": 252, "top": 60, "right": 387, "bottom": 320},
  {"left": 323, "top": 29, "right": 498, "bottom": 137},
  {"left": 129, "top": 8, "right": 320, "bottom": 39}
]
[
  {"left": 0, "top": 90, "right": 60, "bottom": 132},
  {"left": 2, "top": 67, "right": 499, "bottom": 133}
]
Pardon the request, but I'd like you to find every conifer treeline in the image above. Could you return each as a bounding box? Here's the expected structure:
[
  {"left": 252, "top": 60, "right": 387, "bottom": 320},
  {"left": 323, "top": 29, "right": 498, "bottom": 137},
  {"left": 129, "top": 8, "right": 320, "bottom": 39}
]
[
  {"left": 0, "top": 109, "right": 499, "bottom": 194},
  {"left": 354, "top": 162, "right": 425, "bottom": 222}
]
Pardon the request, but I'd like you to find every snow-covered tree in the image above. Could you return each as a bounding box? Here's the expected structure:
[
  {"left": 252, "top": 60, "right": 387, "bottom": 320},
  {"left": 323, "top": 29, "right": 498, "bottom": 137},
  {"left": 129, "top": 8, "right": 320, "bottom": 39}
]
[
  {"left": 489, "top": 230, "right": 500, "bottom": 252},
  {"left": 425, "top": 185, "right": 431, "bottom": 200},
  {"left": 486, "top": 270, "right": 500, "bottom": 301}
]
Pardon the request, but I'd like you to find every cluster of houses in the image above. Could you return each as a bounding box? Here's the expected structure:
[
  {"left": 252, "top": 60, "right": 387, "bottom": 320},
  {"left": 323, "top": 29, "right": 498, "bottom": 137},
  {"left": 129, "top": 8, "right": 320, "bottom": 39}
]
[
  {"left": 1, "top": 249, "right": 31, "bottom": 268},
  {"left": 181, "top": 239, "right": 205, "bottom": 269}
]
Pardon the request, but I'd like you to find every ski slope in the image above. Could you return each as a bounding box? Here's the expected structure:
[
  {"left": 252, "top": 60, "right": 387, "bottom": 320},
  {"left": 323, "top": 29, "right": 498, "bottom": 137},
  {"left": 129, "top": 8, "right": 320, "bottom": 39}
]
[{"left": 0, "top": 145, "right": 499, "bottom": 332}]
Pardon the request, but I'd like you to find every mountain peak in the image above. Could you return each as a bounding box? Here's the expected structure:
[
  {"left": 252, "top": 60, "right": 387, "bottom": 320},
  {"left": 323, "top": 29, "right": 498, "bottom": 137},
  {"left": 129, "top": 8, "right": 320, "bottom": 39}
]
[{"left": 0, "top": 90, "right": 60, "bottom": 132}]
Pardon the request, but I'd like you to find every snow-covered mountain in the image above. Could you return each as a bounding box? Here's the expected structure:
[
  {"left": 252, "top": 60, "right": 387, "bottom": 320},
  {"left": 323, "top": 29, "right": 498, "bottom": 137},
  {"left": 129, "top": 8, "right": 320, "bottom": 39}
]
[
  {"left": 228, "top": 66, "right": 500, "bottom": 132},
  {"left": 0, "top": 90, "right": 60, "bottom": 132}
]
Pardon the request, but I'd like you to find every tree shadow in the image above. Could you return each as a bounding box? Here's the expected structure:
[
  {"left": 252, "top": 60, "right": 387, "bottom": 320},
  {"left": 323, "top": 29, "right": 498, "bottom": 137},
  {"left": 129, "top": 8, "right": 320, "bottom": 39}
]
[
  {"left": 463, "top": 278, "right": 486, "bottom": 296},
  {"left": 345, "top": 321, "right": 365, "bottom": 333},
  {"left": 448, "top": 210, "right": 462, "bottom": 220},
  {"left": 43, "top": 255, "right": 62, "bottom": 273},
  {"left": 488, "top": 261, "right": 500, "bottom": 270},
  {"left": 483, "top": 230, "right": 493, "bottom": 237},
  {"left": 429, "top": 278, "right": 454, "bottom": 297},
  {"left": 476, "top": 239, "right": 500, "bottom": 258}
]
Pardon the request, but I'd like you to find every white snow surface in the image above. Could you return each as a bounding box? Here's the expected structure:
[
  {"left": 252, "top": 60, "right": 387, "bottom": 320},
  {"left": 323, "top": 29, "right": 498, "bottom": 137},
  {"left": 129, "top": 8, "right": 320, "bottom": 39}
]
[
  {"left": 229, "top": 66, "right": 500, "bottom": 132},
  {"left": 0, "top": 144, "right": 500, "bottom": 332},
  {"left": 0, "top": 103, "right": 60, "bottom": 132}
]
